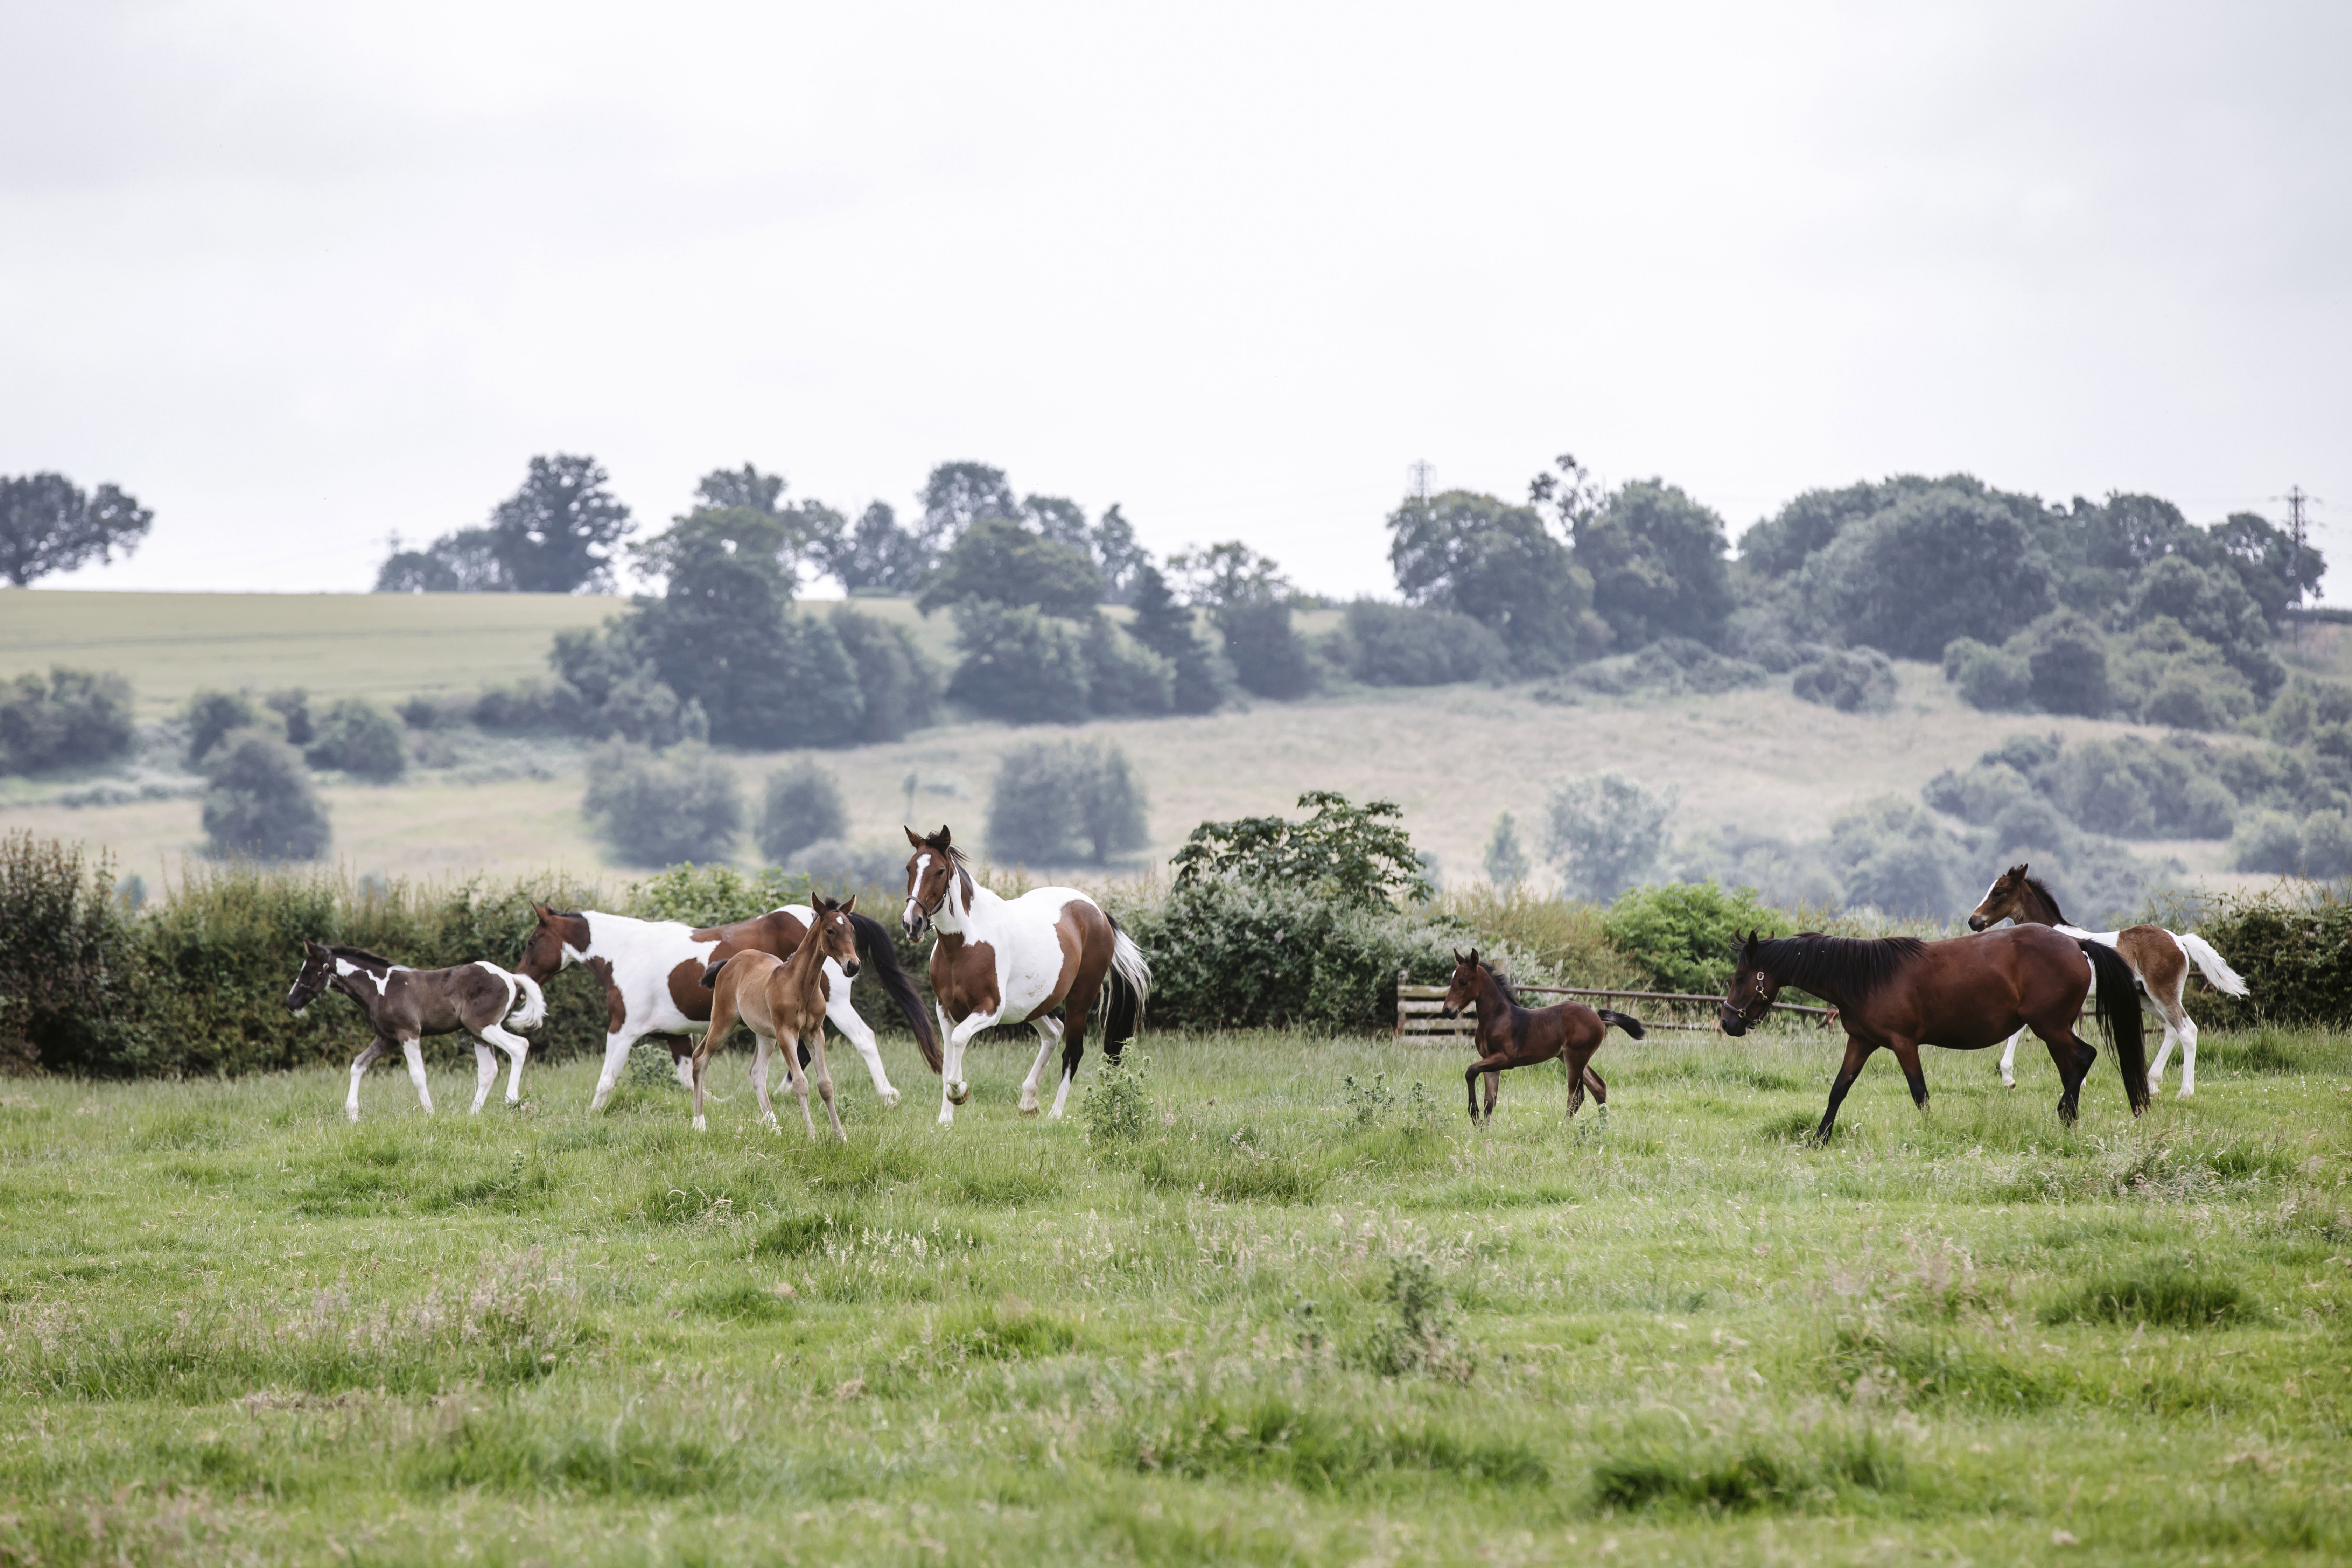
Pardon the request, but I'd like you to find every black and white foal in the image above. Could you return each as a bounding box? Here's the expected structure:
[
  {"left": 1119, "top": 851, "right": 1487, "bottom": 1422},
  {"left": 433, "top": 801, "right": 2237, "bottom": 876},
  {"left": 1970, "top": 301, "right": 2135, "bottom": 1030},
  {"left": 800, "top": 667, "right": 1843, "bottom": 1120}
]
[{"left": 283, "top": 941, "right": 547, "bottom": 1120}]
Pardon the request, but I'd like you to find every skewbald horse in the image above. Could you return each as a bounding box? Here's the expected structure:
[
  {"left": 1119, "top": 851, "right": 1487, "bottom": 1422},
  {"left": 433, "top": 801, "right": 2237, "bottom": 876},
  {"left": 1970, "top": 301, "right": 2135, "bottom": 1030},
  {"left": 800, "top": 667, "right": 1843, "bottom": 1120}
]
[
  {"left": 1721, "top": 924, "right": 2146, "bottom": 1143},
  {"left": 900, "top": 825, "right": 1150, "bottom": 1125},
  {"left": 1967, "top": 864, "right": 2247, "bottom": 1098}
]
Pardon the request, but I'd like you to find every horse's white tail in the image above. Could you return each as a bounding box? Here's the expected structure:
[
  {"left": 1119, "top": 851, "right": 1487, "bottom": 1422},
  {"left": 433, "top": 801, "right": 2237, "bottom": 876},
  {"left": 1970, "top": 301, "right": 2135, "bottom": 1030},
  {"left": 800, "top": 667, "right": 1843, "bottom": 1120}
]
[
  {"left": 507, "top": 971, "right": 548, "bottom": 1030},
  {"left": 1103, "top": 923, "right": 1152, "bottom": 1058},
  {"left": 2175, "top": 932, "right": 2248, "bottom": 997}
]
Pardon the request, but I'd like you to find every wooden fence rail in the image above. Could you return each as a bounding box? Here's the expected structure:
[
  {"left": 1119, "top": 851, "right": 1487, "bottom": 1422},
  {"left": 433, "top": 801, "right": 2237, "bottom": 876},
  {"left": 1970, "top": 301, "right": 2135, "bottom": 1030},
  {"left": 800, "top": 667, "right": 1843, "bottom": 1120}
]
[{"left": 1394, "top": 971, "right": 1832, "bottom": 1038}]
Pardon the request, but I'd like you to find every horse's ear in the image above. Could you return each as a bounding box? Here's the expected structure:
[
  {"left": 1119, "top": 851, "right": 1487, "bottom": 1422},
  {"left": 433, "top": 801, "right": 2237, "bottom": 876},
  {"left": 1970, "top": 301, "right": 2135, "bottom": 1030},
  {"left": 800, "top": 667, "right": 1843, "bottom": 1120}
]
[
  {"left": 904, "top": 826, "right": 926, "bottom": 849},
  {"left": 306, "top": 938, "right": 330, "bottom": 957},
  {"left": 530, "top": 901, "right": 550, "bottom": 919},
  {"left": 1467, "top": 947, "right": 1479, "bottom": 968},
  {"left": 1452, "top": 947, "right": 1463, "bottom": 963},
  {"left": 841, "top": 894, "right": 857, "bottom": 916},
  {"left": 936, "top": 824, "right": 953, "bottom": 847},
  {"left": 2010, "top": 862, "right": 2029, "bottom": 879}
]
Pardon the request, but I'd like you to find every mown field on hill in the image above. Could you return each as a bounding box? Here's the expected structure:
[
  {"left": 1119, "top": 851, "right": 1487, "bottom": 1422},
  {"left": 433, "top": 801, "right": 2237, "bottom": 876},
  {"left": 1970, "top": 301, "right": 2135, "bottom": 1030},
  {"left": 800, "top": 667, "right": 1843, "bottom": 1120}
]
[
  {"left": 0, "top": 1022, "right": 2343, "bottom": 1566},
  {"left": 0, "top": 590, "right": 2291, "bottom": 890}
]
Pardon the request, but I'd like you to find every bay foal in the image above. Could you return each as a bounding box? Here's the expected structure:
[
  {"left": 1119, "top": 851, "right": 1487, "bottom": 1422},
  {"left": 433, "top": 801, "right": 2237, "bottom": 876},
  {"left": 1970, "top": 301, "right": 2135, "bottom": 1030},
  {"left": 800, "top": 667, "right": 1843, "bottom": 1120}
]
[
  {"left": 1440, "top": 950, "right": 1644, "bottom": 1125},
  {"left": 694, "top": 896, "right": 863, "bottom": 1140},
  {"left": 282, "top": 942, "right": 546, "bottom": 1120},
  {"left": 1967, "top": 864, "right": 2248, "bottom": 1098}
]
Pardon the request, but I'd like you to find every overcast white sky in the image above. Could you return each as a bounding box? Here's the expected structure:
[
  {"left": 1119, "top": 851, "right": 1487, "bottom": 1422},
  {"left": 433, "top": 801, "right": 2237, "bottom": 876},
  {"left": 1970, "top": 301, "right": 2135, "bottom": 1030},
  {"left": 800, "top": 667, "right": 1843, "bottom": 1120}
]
[{"left": 4, "top": 1, "right": 2346, "bottom": 600}]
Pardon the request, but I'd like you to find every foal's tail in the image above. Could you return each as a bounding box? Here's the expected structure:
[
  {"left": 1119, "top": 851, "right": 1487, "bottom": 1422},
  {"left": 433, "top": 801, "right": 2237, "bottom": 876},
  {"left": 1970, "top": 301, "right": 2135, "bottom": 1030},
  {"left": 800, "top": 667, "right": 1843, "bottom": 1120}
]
[
  {"left": 848, "top": 911, "right": 940, "bottom": 1073},
  {"left": 1596, "top": 1008, "right": 1646, "bottom": 1040},
  {"left": 2079, "top": 938, "right": 2148, "bottom": 1116},
  {"left": 2175, "top": 932, "right": 2248, "bottom": 997},
  {"left": 1101, "top": 915, "right": 1152, "bottom": 1064},
  {"left": 506, "top": 971, "right": 547, "bottom": 1031}
]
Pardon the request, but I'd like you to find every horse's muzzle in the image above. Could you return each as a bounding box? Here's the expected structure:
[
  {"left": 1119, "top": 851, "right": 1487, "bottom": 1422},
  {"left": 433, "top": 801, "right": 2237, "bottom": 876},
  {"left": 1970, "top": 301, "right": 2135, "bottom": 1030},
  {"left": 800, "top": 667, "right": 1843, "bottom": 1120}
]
[
  {"left": 1966, "top": 915, "right": 1989, "bottom": 932},
  {"left": 840, "top": 960, "right": 861, "bottom": 979},
  {"left": 1718, "top": 1003, "right": 1748, "bottom": 1037}
]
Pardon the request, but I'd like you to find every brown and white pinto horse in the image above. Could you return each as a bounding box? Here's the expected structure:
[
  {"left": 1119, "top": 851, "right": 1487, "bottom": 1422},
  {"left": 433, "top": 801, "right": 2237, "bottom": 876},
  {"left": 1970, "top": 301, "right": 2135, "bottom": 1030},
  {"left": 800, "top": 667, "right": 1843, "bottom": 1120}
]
[
  {"left": 694, "top": 896, "right": 864, "bottom": 1140},
  {"left": 1721, "top": 925, "right": 2147, "bottom": 1143},
  {"left": 518, "top": 900, "right": 937, "bottom": 1113},
  {"left": 900, "top": 826, "right": 1150, "bottom": 1125},
  {"left": 1440, "top": 950, "right": 1640, "bottom": 1125},
  {"left": 1967, "top": 864, "right": 2248, "bottom": 1098},
  {"left": 283, "top": 942, "right": 546, "bottom": 1120}
]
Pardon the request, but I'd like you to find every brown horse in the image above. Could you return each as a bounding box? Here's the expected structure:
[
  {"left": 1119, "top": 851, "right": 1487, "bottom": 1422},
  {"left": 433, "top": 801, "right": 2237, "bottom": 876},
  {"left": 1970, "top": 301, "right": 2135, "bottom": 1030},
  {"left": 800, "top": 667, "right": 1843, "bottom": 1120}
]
[
  {"left": 1440, "top": 950, "right": 1643, "bottom": 1125},
  {"left": 1721, "top": 925, "right": 2146, "bottom": 1143},
  {"left": 693, "top": 896, "right": 864, "bottom": 1139},
  {"left": 1967, "top": 863, "right": 2248, "bottom": 1098}
]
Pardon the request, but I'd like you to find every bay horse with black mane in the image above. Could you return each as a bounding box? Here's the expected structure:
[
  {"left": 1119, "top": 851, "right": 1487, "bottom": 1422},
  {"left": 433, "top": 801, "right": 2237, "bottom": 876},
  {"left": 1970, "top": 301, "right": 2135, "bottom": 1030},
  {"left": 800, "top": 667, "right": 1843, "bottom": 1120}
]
[
  {"left": 1440, "top": 949, "right": 1642, "bottom": 1125},
  {"left": 1967, "top": 863, "right": 2247, "bottom": 1098},
  {"left": 518, "top": 900, "right": 937, "bottom": 1114},
  {"left": 1721, "top": 925, "right": 2146, "bottom": 1143},
  {"left": 283, "top": 942, "right": 546, "bottom": 1121}
]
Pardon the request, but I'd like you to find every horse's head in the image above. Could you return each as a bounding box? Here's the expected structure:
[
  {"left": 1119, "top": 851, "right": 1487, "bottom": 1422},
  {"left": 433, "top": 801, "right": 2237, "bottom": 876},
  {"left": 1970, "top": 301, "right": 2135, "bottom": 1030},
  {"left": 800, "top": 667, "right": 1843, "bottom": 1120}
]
[
  {"left": 1720, "top": 928, "right": 1778, "bottom": 1036},
  {"left": 811, "top": 894, "right": 861, "bottom": 978},
  {"left": 1441, "top": 948, "right": 1482, "bottom": 1017},
  {"left": 1967, "top": 864, "right": 2031, "bottom": 932},
  {"left": 902, "top": 825, "right": 958, "bottom": 938},
  {"left": 519, "top": 902, "right": 589, "bottom": 982},
  {"left": 284, "top": 939, "right": 337, "bottom": 1015}
]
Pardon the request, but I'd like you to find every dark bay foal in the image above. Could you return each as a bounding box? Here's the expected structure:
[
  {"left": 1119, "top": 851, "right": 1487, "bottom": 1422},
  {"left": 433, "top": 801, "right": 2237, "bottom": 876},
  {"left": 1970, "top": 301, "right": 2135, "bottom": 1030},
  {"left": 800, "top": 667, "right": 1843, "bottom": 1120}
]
[
  {"left": 1441, "top": 949, "right": 1645, "bottom": 1125},
  {"left": 284, "top": 941, "right": 547, "bottom": 1121}
]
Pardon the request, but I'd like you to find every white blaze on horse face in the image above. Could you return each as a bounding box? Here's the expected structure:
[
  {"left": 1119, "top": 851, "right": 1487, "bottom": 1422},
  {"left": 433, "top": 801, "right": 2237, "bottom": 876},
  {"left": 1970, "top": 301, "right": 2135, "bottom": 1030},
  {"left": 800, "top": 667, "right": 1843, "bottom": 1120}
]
[{"left": 904, "top": 854, "right": 931, "bottom": 929}]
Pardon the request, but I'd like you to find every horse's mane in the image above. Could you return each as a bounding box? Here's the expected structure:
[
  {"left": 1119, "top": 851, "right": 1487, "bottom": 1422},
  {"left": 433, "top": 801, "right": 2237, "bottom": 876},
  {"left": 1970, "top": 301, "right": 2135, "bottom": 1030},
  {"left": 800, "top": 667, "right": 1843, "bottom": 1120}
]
[
  {"left": 2024, "top": 876, "right": 2067, "bottom": 924},
  {"left": 1751, "top": 933, "right": 1926, "bottom": 1004},
  {"left": 1483, "top": 965, "right": 1523, "bottom": 1010},
  {"left": 327, "top": 945, "right": 396, "bottom": 970}
]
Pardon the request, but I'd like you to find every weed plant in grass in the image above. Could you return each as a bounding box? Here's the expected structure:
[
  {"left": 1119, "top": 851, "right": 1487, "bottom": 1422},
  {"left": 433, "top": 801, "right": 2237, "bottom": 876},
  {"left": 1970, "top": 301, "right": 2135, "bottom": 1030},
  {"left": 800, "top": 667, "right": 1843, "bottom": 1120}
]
[{"left": 0, "top": 1025, "right": 2342, "bottom": 1564}]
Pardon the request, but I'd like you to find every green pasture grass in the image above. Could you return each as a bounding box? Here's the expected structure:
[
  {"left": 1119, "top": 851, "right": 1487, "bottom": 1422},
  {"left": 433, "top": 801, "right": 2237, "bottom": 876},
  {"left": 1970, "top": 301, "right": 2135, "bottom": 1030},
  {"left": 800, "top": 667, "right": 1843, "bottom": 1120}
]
[{"left": 0, "top": 1022, "right": 2344, "bottom": 1564}]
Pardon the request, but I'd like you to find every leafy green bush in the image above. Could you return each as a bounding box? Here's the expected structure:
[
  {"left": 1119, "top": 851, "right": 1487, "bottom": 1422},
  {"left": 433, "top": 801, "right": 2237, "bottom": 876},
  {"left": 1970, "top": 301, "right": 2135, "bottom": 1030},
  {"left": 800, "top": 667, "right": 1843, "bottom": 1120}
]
[
  {"left": 201, "top": 728, "right": 331, "bottom": 860},
  {"left": 1173, "top": 791, "right": 1428, "bottom": 905},
  {"left": 987, "top": 740, "right": 1147, "bottom": 865},
  {"left": 304, "top": 697, "right": 407, "bottom": 781},
  {"left": 1941, "top": 637, "right": 2032, "bottom": 711},
  {"left": 1333, "top": 601, "right": 1510, "bottom": 687},
  {"left": 0, "top": 666, "right": 136, "bottom": 774},
  {"left": 0, "top": 832, "right": 138, "bottom": 1071},
  {"left": 582, "top": 742, "right": 742, "bottom": 866},
  {"left": 1604, "top": 881, "right": 1787, "bottom": 993},
  {"left": 185, "top": 689, "right": 270, "bottom": 765},
  {"left": 2185, "top": 885, "right": 2352, "bottom": 1028},
  {"left": 1791, "top": 648, "right": 1896, "bottom": 713},
  {"left": 756, "top": 760, "right": 847, "bottom": 863}
]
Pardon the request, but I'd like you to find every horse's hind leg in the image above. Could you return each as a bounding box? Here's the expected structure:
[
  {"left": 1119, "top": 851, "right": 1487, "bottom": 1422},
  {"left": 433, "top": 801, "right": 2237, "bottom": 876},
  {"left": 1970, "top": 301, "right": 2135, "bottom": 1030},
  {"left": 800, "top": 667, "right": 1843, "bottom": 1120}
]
[
  {"left": 2146, "top": 986, "right": 2196, "bottom": 1099},
  {"left": 1998, "top": 1029, "right": 2021, "bottom": 1087},
  {"left": 346, "top": 1036, "right": 390, "bottom": 1122},
  {"left": 470, "top": 1040, "right": 499, "bottom": 1114},
  {"left": 1563, "top": 1051, "right": 1592, "bottom": 1118},
  {"left": 823, "top": 972, "right": 899, "bottom": 1109},
  {"left": 749, "top": 1034, "right": 781, "bottom": 1131},
  {"left": 2029, "top": 1019, "right": 2095, "bottom": 1126},
  {"left": 778, "top": 1028, "right": 818, "bottom": 1138},
  {"left": 478, "top": 1023, "right": 531, "bottom": 1107},
  {"left": 1583, "top": 1064, "right": 1608, "bottom": 1105},
  {"left": 400, "top": 1037, "right": 435, "bottom": 1115},
  {"left": 1483, "top": 1068, "right": 1504, "bottom": 1122},
  {"left": 1018, "top": 1013, "right": 1064, "bottom": 1117},
  {"left": 1051, "top": 994, "right": 1096, "bottom": 1120}
]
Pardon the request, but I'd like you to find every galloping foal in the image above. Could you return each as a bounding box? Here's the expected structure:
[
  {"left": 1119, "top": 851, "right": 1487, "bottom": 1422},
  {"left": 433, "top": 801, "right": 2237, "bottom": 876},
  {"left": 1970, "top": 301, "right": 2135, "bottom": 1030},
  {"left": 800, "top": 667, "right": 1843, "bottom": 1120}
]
[
  {"left": 1441, "top": 949, "right": 1644, "bottom": 1125},
  {"left": 1967, "top": 864, "right": 2248, "bottom": 1097},
  {"left": 282, "top": 941, "right": 547, "bottom": 1120},
  {"left": 693, "top": 896, "right": 864, "bottom": 1139}
]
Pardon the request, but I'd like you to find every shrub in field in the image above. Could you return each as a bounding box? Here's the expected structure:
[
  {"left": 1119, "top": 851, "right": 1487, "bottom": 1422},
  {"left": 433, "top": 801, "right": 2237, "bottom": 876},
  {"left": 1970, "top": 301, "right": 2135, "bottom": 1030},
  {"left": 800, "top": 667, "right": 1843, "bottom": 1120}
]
[
  {"left": 582, "top": 741, "right": 742, "bottom": 865},
  {"left": 304, "top": 696, "right": 407, "bottom": 781},
  {"left": 201, "top": 728, "right": 331, "bottom": 860},
  {"left": 0, "top": 832, "right": 139, "bottom": 1071},
  {"left": 756, "top": 760, "right": 848, "bottom": 863},
  {"left": 987, "top": 739, "right": 1147, "bottom": 865},
  {"left": 1079, "top": 1051, "right": 1150, "bottom": 1142},
  {"left": 185, "top": 688, "right": 271, "bottom": 765},
  {"left": 1604, "top": 880, "right": 1789, "bottom": 993},
  {"left": 0, "top": 666, "right": 136, "bottom": 774},
  {"left": 1173, "top": 790, "right": 1428, "bottom": 906},
  {"left": 2178, "top": 885, "right": 2352, "bottom": 1028}
]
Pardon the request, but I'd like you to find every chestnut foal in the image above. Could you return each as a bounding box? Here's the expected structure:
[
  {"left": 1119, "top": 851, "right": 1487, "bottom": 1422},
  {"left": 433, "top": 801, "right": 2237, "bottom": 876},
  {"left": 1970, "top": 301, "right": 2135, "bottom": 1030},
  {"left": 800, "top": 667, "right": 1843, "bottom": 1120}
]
[
  {"left": 1440, "top": 950, "right": 1644, "bottom": 1125},
  {"left": 693, "top": 896, "right": 863, "bottom": 1140}
]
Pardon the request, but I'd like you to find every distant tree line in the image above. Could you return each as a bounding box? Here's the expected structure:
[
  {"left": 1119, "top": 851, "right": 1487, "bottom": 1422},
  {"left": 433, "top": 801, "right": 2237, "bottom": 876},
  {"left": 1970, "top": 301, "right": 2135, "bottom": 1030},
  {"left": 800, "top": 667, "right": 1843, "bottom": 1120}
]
[{"left": 1, "top": 472, "right": 152, "bottom": 587}]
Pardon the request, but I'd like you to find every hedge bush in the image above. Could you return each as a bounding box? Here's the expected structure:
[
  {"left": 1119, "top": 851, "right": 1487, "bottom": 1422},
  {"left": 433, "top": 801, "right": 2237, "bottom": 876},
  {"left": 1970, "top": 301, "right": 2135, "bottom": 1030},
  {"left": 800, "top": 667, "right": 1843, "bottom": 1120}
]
[{"left": 2179, "top": 885, "right": 2352, "bottom": 1029}]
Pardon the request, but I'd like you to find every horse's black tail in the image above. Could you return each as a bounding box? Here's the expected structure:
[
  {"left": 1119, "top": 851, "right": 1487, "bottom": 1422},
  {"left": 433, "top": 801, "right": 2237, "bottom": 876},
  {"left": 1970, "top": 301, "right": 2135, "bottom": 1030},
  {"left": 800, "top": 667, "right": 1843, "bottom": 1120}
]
[
  {"left": 849, "top": 911, "right": 940, "bottom": 1073},
  {"left": 1099, "top": 912, "right": 1150, "bottom": 1064},
  {"left": 2078, "top": 938, "right": 2148, "bottom": 1117},
  {"left": 1596, "top": 1008, "right": 1646, "bottom": 1040}
]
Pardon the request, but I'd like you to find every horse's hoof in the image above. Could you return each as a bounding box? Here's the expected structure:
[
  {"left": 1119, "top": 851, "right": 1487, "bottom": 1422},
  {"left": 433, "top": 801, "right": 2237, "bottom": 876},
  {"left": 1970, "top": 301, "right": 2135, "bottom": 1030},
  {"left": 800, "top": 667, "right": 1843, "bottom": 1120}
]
[
  {"left": 947, "top": 1082, "right": 970, "bottom": 1106},
  {"left": 1018, "top": 1098, "right": 1040, "bottom": 1117},
  {"left": 879, "top": 1090, "right": 902, "bottom": 1110},
  {"left": 692, "top": 1115, "right": 707, "bottom": 1132}
]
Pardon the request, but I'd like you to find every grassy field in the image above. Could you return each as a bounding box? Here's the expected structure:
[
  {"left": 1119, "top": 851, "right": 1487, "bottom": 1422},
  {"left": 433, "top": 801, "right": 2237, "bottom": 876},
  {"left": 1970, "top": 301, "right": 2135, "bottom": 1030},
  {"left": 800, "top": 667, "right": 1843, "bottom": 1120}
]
[{"left": 0, "top": 1020, "right": 2344, "bottom": 1565}]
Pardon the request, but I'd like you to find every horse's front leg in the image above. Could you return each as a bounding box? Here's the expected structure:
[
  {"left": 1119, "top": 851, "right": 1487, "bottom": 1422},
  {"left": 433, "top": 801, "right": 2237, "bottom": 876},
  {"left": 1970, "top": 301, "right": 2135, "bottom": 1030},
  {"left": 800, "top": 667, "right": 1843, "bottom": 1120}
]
[
  {"left": 1018, "top": 1014, "right": 1064, "bottom": 1116},
  {"left": 400, "top": 1037, "right": 435, "bottom": 1115},
  {"left": 1812, "top": 1035, "right": 1875, "bottom": 1144},
  {"left": 1887, "top": 1038, "right": 1930, "bottom": 1111},
  {"left": 588, "top": 1029, "right": 638, "bottom": 1113},
  {"left": 822, "top": 970, "right": 899, "bottom": 1108},
  {"left": 346, "top": 1036, "right": 390, "bottom": 1122},
  {"left": 1463, "top": 1052, "right": 1508, "bottom": 1125},
  {"left": 939, "top": 1004, "right": 1000, "bottom": 1124}
]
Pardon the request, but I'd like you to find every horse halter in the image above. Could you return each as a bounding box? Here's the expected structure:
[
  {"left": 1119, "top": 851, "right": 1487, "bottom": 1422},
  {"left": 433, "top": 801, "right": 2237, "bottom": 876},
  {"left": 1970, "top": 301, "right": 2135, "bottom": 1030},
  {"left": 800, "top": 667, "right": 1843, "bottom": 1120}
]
[
  {"left": 1721, "top": 973, "right": 1776, "bottom": 1034},
  {"left": 285, "top": 951, "right": 334, "bottom": 1011},
  {"left": 903, "top": 858, "right": 951, "bottom": 934}
]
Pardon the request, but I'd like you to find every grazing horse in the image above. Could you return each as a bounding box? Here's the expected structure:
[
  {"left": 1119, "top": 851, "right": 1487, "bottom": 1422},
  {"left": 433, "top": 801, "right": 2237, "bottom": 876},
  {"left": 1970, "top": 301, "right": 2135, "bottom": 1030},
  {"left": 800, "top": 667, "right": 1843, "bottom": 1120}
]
[
  {"left": 899, "top": 825, "right": 1151, "bottom": 1125},
  {"left": 1440, "top": 949, "right": 1640, "bottom": 1125},
  {"left": 282, "top": 941, "right": 546, "bottom": 1120},
  {"left": 1720, "top": 925, "right": 2146, "bottom": 1143},
  {"left": 1968, "top": 864, "right": 2248, "bottom": 1098},
  {"left": 517, "top": 901, "right": 937, "bottom": 1113},
  {"left": 694, "top": 896, "right": 864, "bottom": 1140}
]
